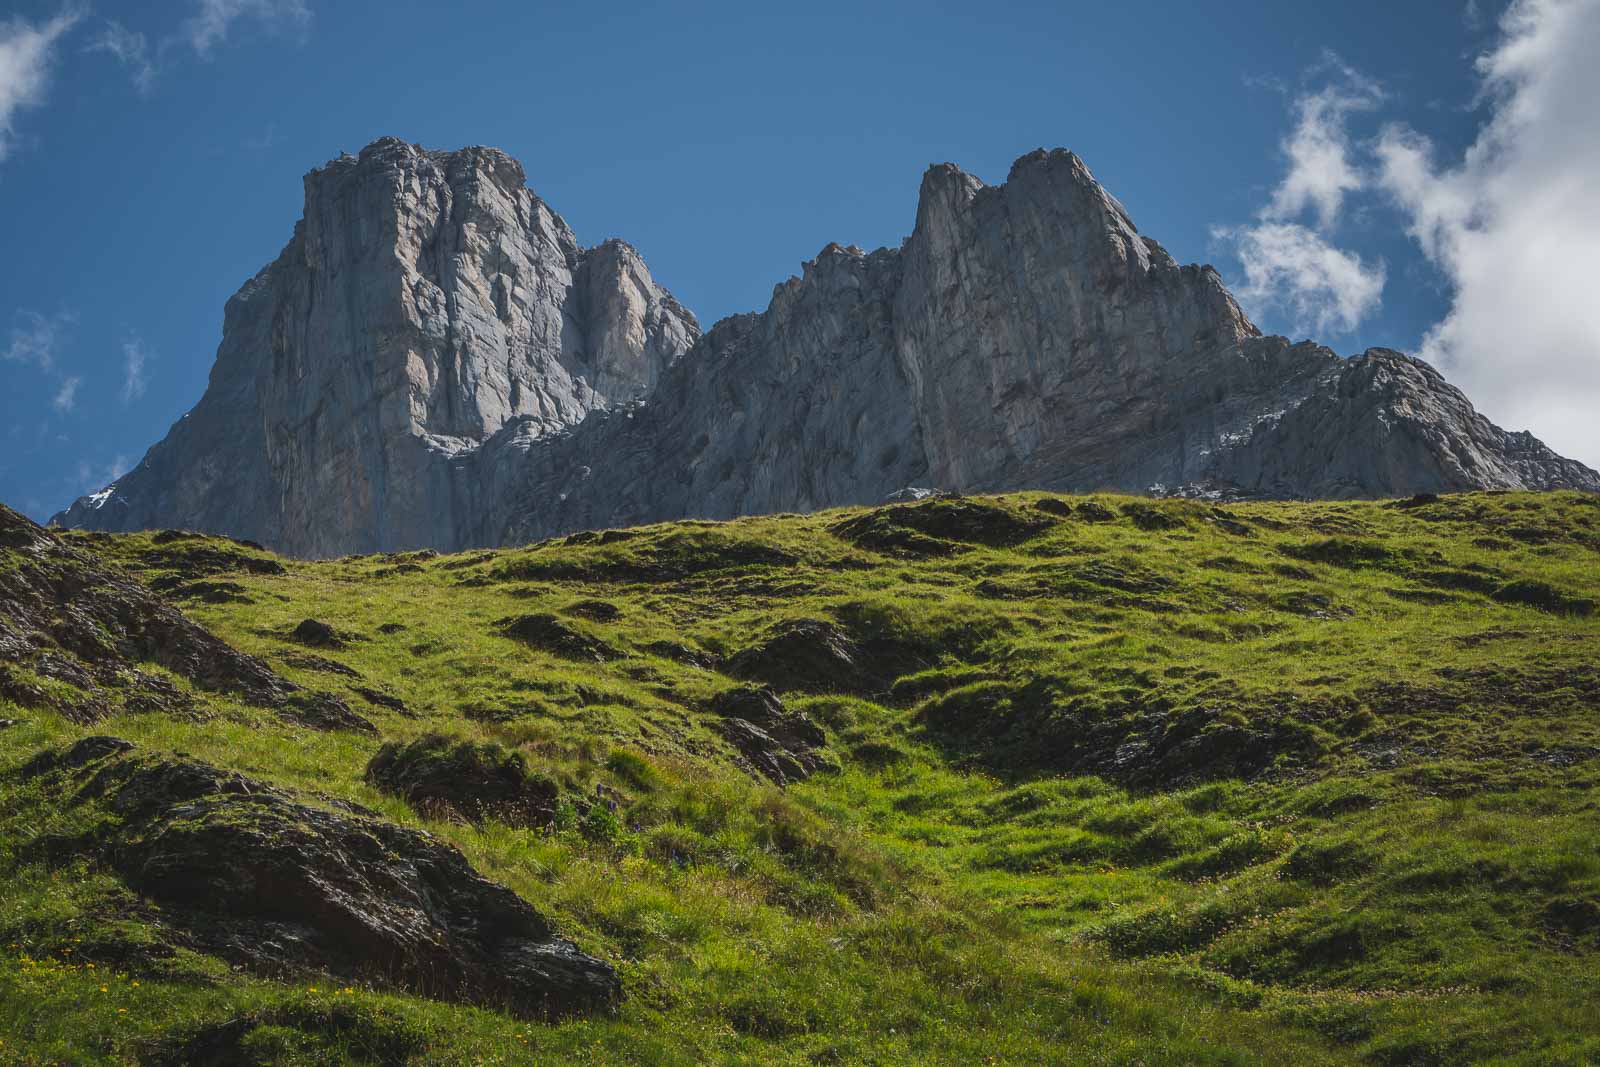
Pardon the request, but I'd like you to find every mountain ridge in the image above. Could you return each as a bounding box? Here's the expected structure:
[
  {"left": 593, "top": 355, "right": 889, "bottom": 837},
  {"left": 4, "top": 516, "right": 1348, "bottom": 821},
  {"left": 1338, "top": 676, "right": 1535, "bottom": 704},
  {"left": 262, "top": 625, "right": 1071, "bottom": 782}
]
[{"left": 53, "top": 138, "right": 1599, "bottom": 556}]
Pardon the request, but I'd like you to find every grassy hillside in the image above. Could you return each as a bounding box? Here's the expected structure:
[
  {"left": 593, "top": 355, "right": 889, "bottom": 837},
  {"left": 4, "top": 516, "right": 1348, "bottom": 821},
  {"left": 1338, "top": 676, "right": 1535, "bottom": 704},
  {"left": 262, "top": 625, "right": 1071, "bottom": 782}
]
[{"left": 2, "top": 490, "right": 1598, "bottom": 1065}]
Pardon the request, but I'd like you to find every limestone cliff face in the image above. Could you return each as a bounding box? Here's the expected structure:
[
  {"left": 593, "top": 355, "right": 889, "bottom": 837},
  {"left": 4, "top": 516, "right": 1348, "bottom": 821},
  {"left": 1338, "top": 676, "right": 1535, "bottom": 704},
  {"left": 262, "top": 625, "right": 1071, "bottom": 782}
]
[
  {"left": 55, "top": 140, "right": 1599, "bottom": 554},
  {"left": 57, "top": 138, "right": 697, "bottom": 556}
]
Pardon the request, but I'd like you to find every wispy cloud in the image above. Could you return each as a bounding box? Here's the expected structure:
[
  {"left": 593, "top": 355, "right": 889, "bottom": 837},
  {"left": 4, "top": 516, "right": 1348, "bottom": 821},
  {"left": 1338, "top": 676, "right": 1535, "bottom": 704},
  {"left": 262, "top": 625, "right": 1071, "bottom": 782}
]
[
  {"left": 85, "top": 20, "right": 157, "bottom": 94},
  {"left": 1213, "top": 222, "right": 1386, "bottom": 335},
  {"left": 1374, "top": 0, "right": 1600, "bottom": 467},
  {"left": 52, "top": 373, "right": 81, "bottom": 413},
  {"left": 76, "top": 454, "right": 131, "bottom": 493},
  {"left": 120, "top": 335, "right": 148, "bottom": 405},
  {"left": 1263, "top": 57, "right": 1385, "bottom": 230},
  {"left": 0, "top": 6, "right": 84, "bottom": 162},
  {"left": 1215, "top": 55, "right": 1387, "bottom": 337},
  {"left": 183, "top": 0, "right": 311, "bottom": 58},
  {"left": 3, "top": 309, "right": 73, "bottom": 371}
]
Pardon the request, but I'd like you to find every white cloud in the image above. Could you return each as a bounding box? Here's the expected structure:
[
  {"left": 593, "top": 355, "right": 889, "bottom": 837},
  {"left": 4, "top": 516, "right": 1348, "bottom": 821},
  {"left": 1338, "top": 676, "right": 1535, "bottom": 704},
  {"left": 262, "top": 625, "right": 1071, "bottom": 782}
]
[
  {"left": 0, "top": 7, "right": 82, "bottom": 162},
  {"left": 183, "top": 0, "right": 311, "bottom": 58},
  {"left": 1375, "top": 0, "right": 1600, "bottom": 467},
  {"left": 52, "top": 374, "right": 81, "bottom": 413},
  {"left": 1215, "top": 222, "right": 1386, "bottom": 335},
  {"left": 120, "top": 335, "right": 148, "bottom": 404},
  {"left": 1265, "top": 60, "right": 1385, "bottom": 229},
  {"left": 3, "top": 309, "right": 73, "bottom": 371},
  {"left": 85, "top": 20, "right": 157, "bottom": 94},
  {"left": 1217, "top": 58, "right": 1387, "bottom": 337}
]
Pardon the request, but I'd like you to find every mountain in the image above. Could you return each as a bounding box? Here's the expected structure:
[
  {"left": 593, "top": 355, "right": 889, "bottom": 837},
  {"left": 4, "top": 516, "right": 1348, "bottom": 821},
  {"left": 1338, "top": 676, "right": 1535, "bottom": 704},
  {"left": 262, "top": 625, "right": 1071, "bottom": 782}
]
[{"left": 53, "top": 138, "right": 1599, "bottom": 556}]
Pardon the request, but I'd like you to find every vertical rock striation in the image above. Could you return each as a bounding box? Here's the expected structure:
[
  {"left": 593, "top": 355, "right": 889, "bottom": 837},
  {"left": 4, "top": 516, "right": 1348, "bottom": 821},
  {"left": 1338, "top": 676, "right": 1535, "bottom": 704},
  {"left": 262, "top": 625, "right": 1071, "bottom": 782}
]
[
  {"left": 57, "top": 138, "right": 697, "bottom": 557},
  {"left": 55, "top": 140, "right": 1599, "bottom": 555}
]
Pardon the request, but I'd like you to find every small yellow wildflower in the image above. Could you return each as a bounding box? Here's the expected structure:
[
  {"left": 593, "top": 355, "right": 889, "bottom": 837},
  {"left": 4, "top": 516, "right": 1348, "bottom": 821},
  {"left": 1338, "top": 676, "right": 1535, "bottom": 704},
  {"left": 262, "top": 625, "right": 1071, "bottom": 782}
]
[{"left": 99, "top": 985, "right": 108, "bottom": 993}]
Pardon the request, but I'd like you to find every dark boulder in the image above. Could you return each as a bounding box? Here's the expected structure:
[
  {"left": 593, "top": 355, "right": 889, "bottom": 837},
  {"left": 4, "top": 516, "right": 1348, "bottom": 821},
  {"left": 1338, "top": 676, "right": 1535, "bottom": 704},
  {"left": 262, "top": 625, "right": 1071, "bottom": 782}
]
[
  {"left": 0, "top": 505, "right": 359, "bottom": 731},
  {"left": 290, "top": 619, "right": 342, "bottom": 648},
  {"left": 366, "top": 733, "right": 560, "bottom": 825},
  {"left": 24, "top": 738, "right": 618, "bottom": 1019},
  {"left": 497, "top": 613, "right": 617, "bottom": 662},
  {"left": 727, "top": 619, "right": 874, "bottom": 694},
  {"left": 278, "top": 690, "right": 375, "bottom": 734},
  {"left": 710, "top": 686, "right": 831, "bottom": 785}
]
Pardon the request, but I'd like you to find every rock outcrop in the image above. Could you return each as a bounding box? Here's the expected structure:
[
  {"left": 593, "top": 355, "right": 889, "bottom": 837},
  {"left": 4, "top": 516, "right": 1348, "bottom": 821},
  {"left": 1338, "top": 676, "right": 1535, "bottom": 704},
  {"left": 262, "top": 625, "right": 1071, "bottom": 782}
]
[
  {"left": 54, "top": 140, "right": 1600, "bottom": 555},
  {"left": 56, "top": 138, "right": 698, "bottom": 557},
  {"left": 22, "top": 737, "right": 619, "bottom": 1018},
  {"left": 0, "top": 503, "right": 372, "bottom": 732}
]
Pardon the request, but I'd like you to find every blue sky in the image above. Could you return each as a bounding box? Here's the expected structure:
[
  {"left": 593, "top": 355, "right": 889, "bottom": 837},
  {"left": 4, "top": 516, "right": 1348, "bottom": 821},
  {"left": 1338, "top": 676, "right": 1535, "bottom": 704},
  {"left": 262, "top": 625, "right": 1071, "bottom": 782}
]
[{"left": 3, "top": 0, "right": 1597, "bottom": 520}]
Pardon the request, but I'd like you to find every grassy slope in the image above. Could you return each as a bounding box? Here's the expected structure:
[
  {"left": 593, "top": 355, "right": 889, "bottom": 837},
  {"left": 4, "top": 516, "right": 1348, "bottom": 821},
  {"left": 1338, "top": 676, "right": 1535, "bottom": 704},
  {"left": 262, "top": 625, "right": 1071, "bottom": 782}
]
[{"left": 2, "top": 490, "right": 1599, "bottom": 1065}]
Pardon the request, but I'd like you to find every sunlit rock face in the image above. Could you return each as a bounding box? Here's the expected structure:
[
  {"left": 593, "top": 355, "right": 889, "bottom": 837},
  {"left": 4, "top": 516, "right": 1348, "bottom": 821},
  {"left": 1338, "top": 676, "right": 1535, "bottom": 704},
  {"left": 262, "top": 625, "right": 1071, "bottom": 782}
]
[
  {"left": 55, "top": 138, "right": 697, "bottom": 556},
  {"left": 56, "top": 141, "right": 1598, "bottom": 555}
]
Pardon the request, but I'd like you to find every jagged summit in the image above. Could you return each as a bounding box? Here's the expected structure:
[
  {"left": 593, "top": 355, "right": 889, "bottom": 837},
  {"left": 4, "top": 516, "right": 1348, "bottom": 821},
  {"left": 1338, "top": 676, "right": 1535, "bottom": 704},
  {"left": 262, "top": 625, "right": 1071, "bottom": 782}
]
[{"left": 53, "top": 138, "right": 1599, "bottom": 556}]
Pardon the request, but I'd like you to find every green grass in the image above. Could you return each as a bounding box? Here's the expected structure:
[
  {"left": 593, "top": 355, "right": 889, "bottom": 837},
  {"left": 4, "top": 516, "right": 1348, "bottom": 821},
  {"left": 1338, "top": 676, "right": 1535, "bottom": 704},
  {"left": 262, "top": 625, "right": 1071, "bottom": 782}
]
[{"left": 3, "top": 490, "right": 1599, "bottom": 1064}]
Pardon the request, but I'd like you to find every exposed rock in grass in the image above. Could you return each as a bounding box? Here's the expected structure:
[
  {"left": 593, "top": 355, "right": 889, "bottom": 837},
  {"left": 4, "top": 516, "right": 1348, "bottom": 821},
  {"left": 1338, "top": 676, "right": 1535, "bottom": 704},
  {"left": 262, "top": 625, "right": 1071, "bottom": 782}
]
[
  {"left": 830, "top": 497, "right": 1054, "bottom": 557},
  {"left": 1074, "top": 501, "right": 1116, "bottom": 522},
  {"left": 498, "top": 613, "right": 617, "bottom": 662},
  {"left": 366, "top": 733, "right": 559, "bottom": 824},
  {"left": 0, "top": 505, "right": 357, "bottom": 730},
  {"left": 562, "top": 598, "right": 621, "bottom": 622},
  {"left": 1032, "top": 497, "right": 1074, "bottom": 517},
  {"left": 727, "top": 619, "right": 875, "bottom": 694},
  {"left": 278, "top": 690, "right": 376, "bottom": 733},
  {"left": 278, "top": 652, "right": 362, "bottom": 678},
  {"left": 352, "top": 686, "right": 412, "bottom": 716},
  {"left": 1121, "top": 502, "right": 1188, "bottom": 531},
  {"left": 711, "top": 686, "right": 831, "bottom": 785},
  {"left": 25, "top": 737, "right": 617, "bottom": 1019},
  {"left": 290, "top": 619, "right": 343, "bottom": 648},
  {"left": 641, "top": 639, "right": 719, "bottom": 670}
]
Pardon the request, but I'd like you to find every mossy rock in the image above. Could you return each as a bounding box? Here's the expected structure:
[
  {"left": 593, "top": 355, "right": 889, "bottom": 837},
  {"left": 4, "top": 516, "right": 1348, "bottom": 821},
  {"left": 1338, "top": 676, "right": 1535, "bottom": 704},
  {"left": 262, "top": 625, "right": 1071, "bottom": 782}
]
[{"left": 365, "top": 733, "right": 560, "bottom": 825}]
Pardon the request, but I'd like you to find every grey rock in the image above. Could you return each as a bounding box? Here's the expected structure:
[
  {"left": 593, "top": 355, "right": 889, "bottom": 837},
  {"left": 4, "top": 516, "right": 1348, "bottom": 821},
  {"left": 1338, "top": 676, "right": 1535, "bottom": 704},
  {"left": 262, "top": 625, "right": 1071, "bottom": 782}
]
[
  {"left": 55, "top": 138, "right": 697, "bottom": 557},
  {"left": 23, "top": 737, "right": 618, "bottom": 1018},
  {"left": 0, "top": 503, "right": 371, "bottom": 732},
  {"left": 55, "top": 142, "right": 1599, "bottom": 555}
]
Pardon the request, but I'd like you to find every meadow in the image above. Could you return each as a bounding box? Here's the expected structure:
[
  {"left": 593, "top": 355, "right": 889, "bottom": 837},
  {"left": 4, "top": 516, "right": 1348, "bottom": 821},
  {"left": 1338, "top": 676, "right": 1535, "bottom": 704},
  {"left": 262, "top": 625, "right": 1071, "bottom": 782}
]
[{"left": 2, "top": 489, "right": 1597, "bottom": 1064}]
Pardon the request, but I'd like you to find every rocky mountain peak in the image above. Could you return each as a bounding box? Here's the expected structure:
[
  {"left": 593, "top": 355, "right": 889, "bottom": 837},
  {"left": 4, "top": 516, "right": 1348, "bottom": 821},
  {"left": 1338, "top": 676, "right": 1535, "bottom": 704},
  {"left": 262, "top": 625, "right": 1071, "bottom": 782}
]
[{"left": 53, "top": 139, "right": 1598, "bottom": 555}]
